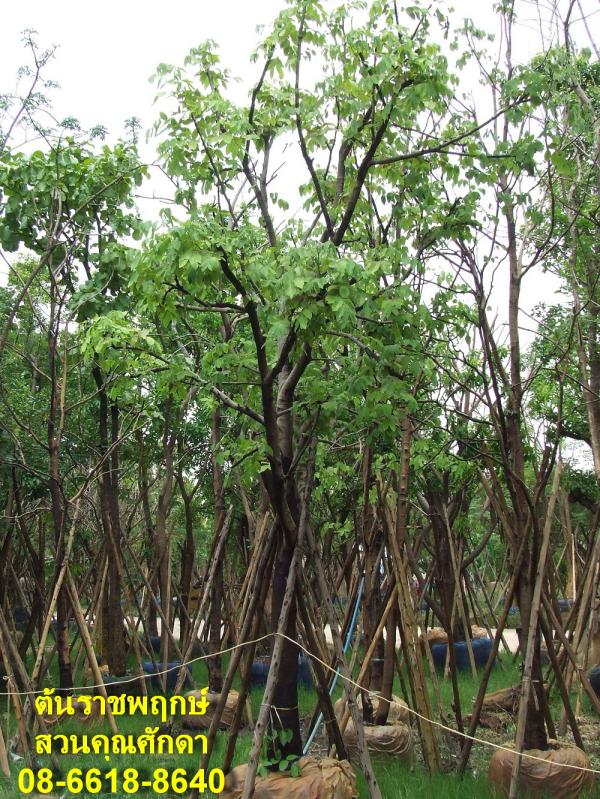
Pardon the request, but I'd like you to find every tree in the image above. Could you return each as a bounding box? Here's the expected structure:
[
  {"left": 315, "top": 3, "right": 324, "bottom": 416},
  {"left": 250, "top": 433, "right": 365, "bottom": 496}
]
[
  {"left": 0, "top": 135, "right": 145, "bottom": 682},
  {"left": 94, "top": 0, "right": 492, "bottom": 773}
]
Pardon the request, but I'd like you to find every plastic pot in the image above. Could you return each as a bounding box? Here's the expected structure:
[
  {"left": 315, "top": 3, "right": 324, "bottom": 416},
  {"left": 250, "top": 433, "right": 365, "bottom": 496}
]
[
  {"left": 142, "top": 660, "right": 192, "bottom": 692},
  {"left": 430, "top": 637, "right": 494, "bottom": 671},
  {"left": 588, "top": 664, "right": 600, "bottom": 700},
  {"left": 96, "top": 674, "right": 145, "bottom": 697},
  {"left": 249, "top": 654, "right": 314, "bottom": 687}
]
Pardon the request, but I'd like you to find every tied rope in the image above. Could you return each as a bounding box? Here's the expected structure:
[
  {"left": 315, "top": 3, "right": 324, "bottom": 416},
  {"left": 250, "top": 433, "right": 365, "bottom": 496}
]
[{"left": 2, "top": 631, "right": 600, "bottom": 776}]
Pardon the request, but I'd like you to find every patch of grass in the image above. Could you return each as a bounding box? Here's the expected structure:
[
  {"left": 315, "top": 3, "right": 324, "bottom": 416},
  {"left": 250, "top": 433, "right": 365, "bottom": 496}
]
[
  {"left": 2, "top": 645, "right": 599, "bottom": 799},
  {"left": 357, "top": 762, "right": 492, "bottom": 798}
]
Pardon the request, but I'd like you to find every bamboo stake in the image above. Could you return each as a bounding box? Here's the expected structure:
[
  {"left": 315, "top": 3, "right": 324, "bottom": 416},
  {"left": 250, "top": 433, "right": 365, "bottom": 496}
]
[
  {"left": 200, "top": 526, "right": 277, "bottom": 773},
  {"left": 0, "top": 619, "right": 31, "bottom": 767},
  {"left": 304, "top": 514, "right": 383, "bottom": 799},
  {"left": 471, "top": 567, "right": 511, "bottom": 662},
  {"left": 556, "top": 526, "right": 600, "bottom": 733},
  {"left": 237, "top": 512, "right": 270, "bottom": 616},
  {"left": 542, "top": 592, "right": 600, "bottom": 716},
  {"left": 0, "top": 601, "right": 60, "bottom": 775},
  {"left": 239, "top": 499, "right": 315, "bottom": 799},
  {"left": 73, "top": 553, "right": 108, "bottom": 677},
  {"left": 296, "top": 586, "right": 348, "bottom": 758},
  {"left": 122, "top": 536, "right": 188, "bottom": 666},
  {"left": 539, "top": 611, "right": 584, "bottom": 749},
  {"left": 0, "top": 723, "right": 10, "bottom": 778},
  {"left": 27, "top": 498, "right": 81, "bottom": 694},
  {"left": 65, "top": 570, "right": 118, "bottom": 734},
  {"left": 457, "top": 522, "right": 528, "bottom": 776},
  {"left": 575, "top": 570, "right": 597, "bottom": 718},
  {"left": 508, "top": 462, "right": 562, "bottom": 799},
  {"left": 417, "top": 605, "right": 448, "bottom": 726},
  {"left": 0, "top": 624, "right": 60, "bottom": 773},
  {"left": 221, "top": 558, "right": 274, "bottom": 773},
  {"left": 381, "top": 419, "right": 441, "bottom": 772},
  {"left": 304, "top": 570, "right": 362, "bottom": 738},
  {"left": 5, "top": 676, "right": 30, "bottom": 766},
  {"left": 333, "top": 586, "right": 398, "bottom": 742},
  {"left": 445, "top": 512, "right": 478, "bottom": 681},
  {"left": 119, "top": 538, "right": 160, "bottom": 687}
]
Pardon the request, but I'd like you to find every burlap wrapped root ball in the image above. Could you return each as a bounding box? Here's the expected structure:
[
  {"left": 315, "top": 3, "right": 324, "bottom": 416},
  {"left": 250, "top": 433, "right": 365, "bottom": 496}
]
[
  {"left": 221, "top": 756, "right": 357, "bottom": 799},
  {"left": 488, "top": 740, "right": 594, "bottom": 799},
  {"left": 334, "top": 693, "right": 410, "bottom": 725},
  {"left": 482, "top": 685, "right": 521, "bottom": 715},
  {"left": 421, "top": 625, "right": 489, "bottom": 647},
  {"left": 37, "top": 696, "right": 104, "bottom": 726},
  {"left": 182, "top": 689, "right": 241, "bottom": 730},
  {"left": 424, "top": 627, "right": 449, "bottom": 646},
  {"left": 333, "top": 693, "right": 413, "bottom": 767},
  {"left": 483, "top": 684, "right": 549, "bottom": 717},
  {"left": 342, "top": 718, "right": 413, "bottom": 768}
]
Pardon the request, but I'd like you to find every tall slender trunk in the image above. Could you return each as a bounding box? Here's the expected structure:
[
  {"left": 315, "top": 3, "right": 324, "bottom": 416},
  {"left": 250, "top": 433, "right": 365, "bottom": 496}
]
[
  {"left": 504, "top": 187, "right": 547, "bottom": 751},
  {"left": 268, "top": 531, "right": 301, "bottom": 756},
  {"left": 156, "top": 397, "right": 174, "bottom": 666},
  {"left": 177, "top": 452, "right": 196, "bottom": 647},
  {"left": 260, "top": 353, "right": 306, "bottom": 760},
  {"left": 361, "top": 443, "right": 384, "bottom": 713},
  {"left": 424, "top": 486, "right": 467, "bottom": 643},
  {"left": 93, "top": 368, "right": 127, "bottom": 675},
  {"left": 208, "top": 406, "right": 225, "bottom": 692},
  {"left": 47, "top": 278, "right": 72, "bottom": 692},
  {"left": 137, "top": 430, "right": 158, "bottom": 637}
]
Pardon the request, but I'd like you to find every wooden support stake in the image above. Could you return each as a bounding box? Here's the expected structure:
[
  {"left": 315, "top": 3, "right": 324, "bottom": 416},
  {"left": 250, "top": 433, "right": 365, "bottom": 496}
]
[
  {"left": 65, "top": 570, "right": 118, "bottom": 734},
  {"left": 0, "top": 605, "right": 60, "bottom": 773},
  {"left": 0, "top": 722, "right": 10, "bottom": 778},
  {"left": 304, "top": 516, "right": 383, "bottom": 799},
  {"left": 508, "top": 462, "right": 562, "bottom": 799},
  {"left": 240, "top": 500, "right": 312, "bottom": 799},
  {"left": 539, "top": 611, "right": 584, "bottom": 749},
  {"left": 457, "top": 532, "right": 527, "bottom": 777},
  {"left": 381, "top": 418, "right": 441, "bottom": 772},
  {"left": 27, "top": 498, "right": 81, "bottom": 694}
]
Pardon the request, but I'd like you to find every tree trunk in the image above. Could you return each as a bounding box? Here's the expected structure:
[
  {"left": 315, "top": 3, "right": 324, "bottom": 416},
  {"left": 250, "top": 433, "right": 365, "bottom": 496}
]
[
  {"left": 208, "top": 406, "right": 225, "bottom": 692},
  {"left": 268, "top": 531, "right": 302, "bottom": 758},
  {"left": 47, "top": 279, "right": 72, "bottom": 692},
  {"left": 93, "top": 367, "right": 127, "bottom": 675}
]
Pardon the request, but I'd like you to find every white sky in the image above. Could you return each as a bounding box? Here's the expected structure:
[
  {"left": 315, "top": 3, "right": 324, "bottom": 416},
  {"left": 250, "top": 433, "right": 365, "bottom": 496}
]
[
  {"left": 1, "top": 0, "right": 596, "bottom": 311},
  {"left": 3, "top": 0, "right": 597, "bottom": 148},
  {"left": 1, "top": 2, "right": 598, "bottom": 283},
  {"left": 1, "top": 0, "right": 597, "bottom": 469},
  {"left": 0, "top": 1, "right": 282, "bottom": 144}
]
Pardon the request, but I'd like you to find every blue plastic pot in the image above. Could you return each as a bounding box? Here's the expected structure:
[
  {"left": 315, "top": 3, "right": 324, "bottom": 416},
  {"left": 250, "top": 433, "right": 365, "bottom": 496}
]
[
  {"left": 143, "top": 660, "right": 192, "bottom": 692},
  {"left": 250, "top": 654, "right": 314, "bottom": 688},
  {"left": 298, "top": 654, "right": 314, "bottom": 687},
  {"left": 97, "top": 674, "right": 144, "bottom": 697},
  {"left": 557, "top": 598, "right": 574, "bottom": 613},
  {"left": 589, "top": 665, "right": 600, "bottom": 701},
  {"left": 472, "top": 637, "right": 494, "bottom": 665},
  {"left": 14, "top": 606, "right": 28, "bottom": 629},
  {"left": 249, "top": 657, "right": 270, "bottom": 686},
  {"left": 149, "top": 635, "right": 161, "bottom": 654},
  {"left": 430, "top": 637, "right": 494, "bottom": 671}
]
